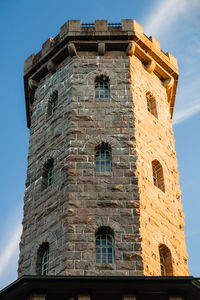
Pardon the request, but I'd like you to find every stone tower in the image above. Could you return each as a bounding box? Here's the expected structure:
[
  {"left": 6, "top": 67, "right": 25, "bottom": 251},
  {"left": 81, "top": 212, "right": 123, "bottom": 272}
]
[{"left": 18, "top": 19, "right": 189, "bottom": 278}]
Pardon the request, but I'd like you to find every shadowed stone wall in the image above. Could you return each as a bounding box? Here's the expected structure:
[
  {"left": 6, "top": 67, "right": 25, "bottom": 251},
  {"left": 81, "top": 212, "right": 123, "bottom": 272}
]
[{"left": 18, "top": 53, "right": 143, "bottom": 276}]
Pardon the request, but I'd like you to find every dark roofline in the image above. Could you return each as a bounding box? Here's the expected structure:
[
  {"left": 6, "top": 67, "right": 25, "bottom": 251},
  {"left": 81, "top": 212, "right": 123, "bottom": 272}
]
[{"left": 1, "top": 276, "right": 200, "bottom": 300}]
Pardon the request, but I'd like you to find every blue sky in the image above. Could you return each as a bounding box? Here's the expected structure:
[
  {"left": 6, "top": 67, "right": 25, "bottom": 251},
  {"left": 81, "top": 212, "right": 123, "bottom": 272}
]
[{"left": 0, "top": 0, "right": 200, "bottom": 289}]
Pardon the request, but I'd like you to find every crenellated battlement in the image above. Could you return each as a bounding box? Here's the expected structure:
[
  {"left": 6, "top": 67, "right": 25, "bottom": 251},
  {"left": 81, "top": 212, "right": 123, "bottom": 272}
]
[
  {"left": 24, "top": 19, "right": 178, "bottom": 127},
  {"left": 24, "top": 19, "right": 178, "bottom": 73}
]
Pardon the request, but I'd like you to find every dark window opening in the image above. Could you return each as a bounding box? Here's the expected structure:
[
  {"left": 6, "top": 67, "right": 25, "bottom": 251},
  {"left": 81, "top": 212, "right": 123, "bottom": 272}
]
[
  {"left": 152, "top": 160, "right": 165, "bottom": 192},
  {"left": 95, "top": 227, "right": 114, "bottom": 264},
  {"left": 146, "top": 92, "right": 158, "bottom": 118},
  {"left": 95, "top": 143, "right": 112, "bottom": 172},
  {"left": 95, "top": 75, "right": 110, "bottom": 99},
  {"left": 159, "top": 244, "right": 173, "bottom": 276},
  {"left": 48, "top": 91, "right": 58, "bottom": 116},
  {"left": 42, "top": 159, "right": 54, "bottom": 190},
  {"left": 36, "top": 243, "right": 49, "bottom": 275}
]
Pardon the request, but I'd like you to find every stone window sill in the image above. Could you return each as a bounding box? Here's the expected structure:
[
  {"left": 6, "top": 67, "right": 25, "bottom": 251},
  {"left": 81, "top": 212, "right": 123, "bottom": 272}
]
[
  {"left": 95, "top": 97, "right": 111, "bottom": 102},
  {"left": 41, "top": 185, "right": 53, "bottom": 196},
  {"left": 95, "top": 172, "right": 113, "bottom": 177},
  {"left": 95, "top": 263, "right": 115, "bottom": 270}
]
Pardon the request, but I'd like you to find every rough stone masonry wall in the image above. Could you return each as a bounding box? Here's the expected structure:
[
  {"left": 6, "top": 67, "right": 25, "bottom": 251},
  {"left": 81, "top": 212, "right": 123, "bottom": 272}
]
[
  {"left": 129, "top": 55, "right": 189, "bottom": 276},
  {"left": 65, "top": 53, "right": 143, "bottom": 276},
  {"left": 18, "top": 52, "right": 144, "bottom": 277},
  {"left": 18, "top": 56, "right": 75, "bottom": 276}
]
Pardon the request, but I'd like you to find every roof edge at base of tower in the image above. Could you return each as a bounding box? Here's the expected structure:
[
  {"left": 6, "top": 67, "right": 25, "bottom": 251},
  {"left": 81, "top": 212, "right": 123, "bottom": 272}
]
[{"left": 0, "top": 275, "right": 200, "bottom": 300}]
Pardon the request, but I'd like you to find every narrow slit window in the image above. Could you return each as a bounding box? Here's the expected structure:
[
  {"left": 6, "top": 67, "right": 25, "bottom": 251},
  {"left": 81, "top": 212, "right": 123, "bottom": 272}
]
[
  {"left": 95, "top": 75, "right": 110, "bottom": 99},
  {"left": 153, "top": 168, "right": 158, "bottom": 187},
  {"left": 160, "top": 252, "right": 166, "bottom": 276},
  {"left": 95, "top": 227, "right": 114, "bottom": 264},
  {"left": 48, "top": 91, "right": 58, "bottom": 116},
  {"left": 146, "top": 92, "right": 157, "bottom": 118},
  {"left": 95, "top": 143, "right": 112, "bottom": 172},
  {"left": 41, "top": 248, "right": 49, "bottom": 275},
  {"left": 147, "top": 98, "right": 152, "bottom": 113},
  {"left": 152, "top": 160, "right": 165, "bottom": 192},
  {"left": 36, "top": 242, "right": 49, "bottom": 275},
  {"left": 159, "top": 244, "right": 173, "bottom": 276},
  {"left": 42, "top": 159, "right": 54, "bottom": 190},
  {"left": 47, "top": 166, "right": 53, "bottom": 187}
]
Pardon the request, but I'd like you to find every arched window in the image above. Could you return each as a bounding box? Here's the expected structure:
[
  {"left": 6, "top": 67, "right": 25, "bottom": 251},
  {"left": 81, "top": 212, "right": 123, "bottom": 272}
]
[
  {"left": 47, "top": 165, "right": 53, "bottom": 187},
  {"left": 42, "top": 159, "right": 54, "bottom": 190},
  {"left": 95, "top": 143, "right": 112, "bottom": 172},
  {"left": 48, "top": 90, "right": 58, "bottom": 116},
  {"left": 152, "top": 160, "right": 165, "bottom": 192},
  {"left": 41, "top": 248, "right": 49, "bottom": 275},
  {"left": 159, "top": 244, "right": 173, "bottom": 276},
  {"left": 95, "top": 75, "right": 110, "bottom": 98},
  {"left": 160, "top": 251, "right": 166, "bottom": 276},
  {"left": 95, "top": 227, "right": 114, "bottom": 264},
  {"left": 36, "top": 243, "right": 49, "bottom": 275},
  {"left": 146, "top": 92, "right": 157, "bottom": 118}
]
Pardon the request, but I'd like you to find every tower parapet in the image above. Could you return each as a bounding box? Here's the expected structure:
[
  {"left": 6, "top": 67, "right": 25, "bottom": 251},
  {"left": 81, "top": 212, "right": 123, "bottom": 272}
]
[{"left": 24, "top": 19, "right": 178, "bottom": 128}]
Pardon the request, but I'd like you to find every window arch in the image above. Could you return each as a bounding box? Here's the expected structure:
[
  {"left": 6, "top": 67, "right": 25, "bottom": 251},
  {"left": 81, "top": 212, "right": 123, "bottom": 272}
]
[
  {"left": 42, "top": 158, "right": 54, "bottom": 190},
  {"left": 95, "top": 75, "right": 110, "bottom": 98},
  {"left": 152, "top": 160, "right": 165, "bottom": 192},
  {"left": 48, "top": 90, "right": 58, "bottom": 116},
  {"left": 95, "top": 142, "right": 112, "bottom": 172},
  {"left": 159, "top": 244, "right": 173, "bottom": 276},
  {"left": 95, "top": 227, "right": 114, "bottom": 264},
  {"left": 146, "top": 92, "right": 157, "bottom": 118},
  {"left": 36, "top": 242, "right": 49, "bottom": 275}
]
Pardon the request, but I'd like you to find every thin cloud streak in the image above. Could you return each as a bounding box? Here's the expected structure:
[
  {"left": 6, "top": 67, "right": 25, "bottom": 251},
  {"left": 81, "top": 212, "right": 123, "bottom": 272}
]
[
  {"left": 0, "top": 225, "right": 22, "bottom": 277},
  {"left": 143, "top": 0, "right": 199, "bottom": 37},
  {"left": 142, "top": 0, "right": 200, "bottom": 125},
  {"left": 173, "top": 103, "right": 200, "bottom": 125}
]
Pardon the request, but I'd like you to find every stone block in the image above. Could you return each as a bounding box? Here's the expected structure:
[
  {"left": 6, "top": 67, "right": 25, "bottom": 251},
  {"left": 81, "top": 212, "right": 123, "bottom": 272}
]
[
  {"left": 68, "top": 42, "right": 77, "bottom": 57},
  {"left": 163, "top": 77, "right": 174, "bottom": 91},
  {"left": 47, "top": 60, "right": 57, "bottom": 74},
  {"left": 42, "top": 37, "right": 54, "bottom": 55},
  {"left": 122, "top": 19, "right": 143, "bottom": 34},
  {"left": 95, "top": 20, "right": 108, "bottom": 31},
  {"left": 146, "top": 60, "right": 156, "bottom": 73},
  {"left": 24, "top": 53, "right": 35, "bottom": 72},
  {"left": 149, "top": 36, "right": 160, "bottom": 51},
  {"left": 98, "top": 42, "right": 105, "bottom": 56},
  {"left": 121, "top": 19, "right": 134, "bottom": 31},
  {"left": 60, "top": 20, "right": 81, "bottom": 37},
  {"left": 126, "top": 43, "right": 136, "bottom": 56},
  {"left": 166, "top": 52, "right": 178, "bottom": 69},
  {"left": 28, "top": 79, "right": 39, "bottom": 90}
]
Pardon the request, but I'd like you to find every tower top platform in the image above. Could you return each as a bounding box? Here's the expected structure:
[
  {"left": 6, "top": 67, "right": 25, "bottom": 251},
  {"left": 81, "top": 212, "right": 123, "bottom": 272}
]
[{"left": 24, "top": 19, "right": 178, "bottom": 127}]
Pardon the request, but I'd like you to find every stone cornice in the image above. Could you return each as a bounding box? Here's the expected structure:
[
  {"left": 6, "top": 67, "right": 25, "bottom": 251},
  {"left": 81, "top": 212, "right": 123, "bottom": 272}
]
[{"left": 24, "top": 19, "right": 179, "bottom": 128}]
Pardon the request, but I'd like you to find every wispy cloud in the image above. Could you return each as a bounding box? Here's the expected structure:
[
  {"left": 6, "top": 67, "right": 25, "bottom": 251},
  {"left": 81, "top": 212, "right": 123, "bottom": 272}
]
[
  {"left": 173, "top": 102, "right": 200, "bottom": 125},
  {"left": 143, "top": 0, "right": 200, "bottom": 37},
  {"left": 0, "top": 224, "right": 22, "bottom": 277},
  {"left": 143, "top": 0, "right": 200, "bottom": 125},
  {"left": 174, "top": 76, "right": 200, "bottom": 125}
]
